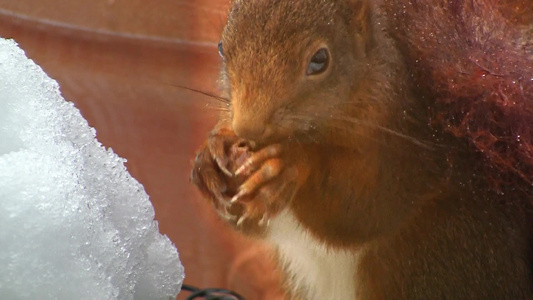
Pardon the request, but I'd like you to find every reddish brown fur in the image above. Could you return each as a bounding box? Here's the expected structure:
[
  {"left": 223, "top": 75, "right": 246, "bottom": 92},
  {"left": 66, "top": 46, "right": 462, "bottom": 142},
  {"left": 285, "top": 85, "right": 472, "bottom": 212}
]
[
  {"left": 192, "top": 0, "right": 533, "bottom": 298},
  {"left": 385, "top": 0, "right": 533, "bottom": 189}
]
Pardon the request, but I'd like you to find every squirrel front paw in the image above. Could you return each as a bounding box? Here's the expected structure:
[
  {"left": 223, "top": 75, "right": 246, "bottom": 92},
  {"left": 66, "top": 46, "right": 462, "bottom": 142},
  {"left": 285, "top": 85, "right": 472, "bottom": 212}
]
[
  {"left": 229, "top": 143, "right": 299, "bottom": 228},
  {"left": 190, "top": 126, "right": 246, "bottom": 222},
  {"left": 191, "top": 126, "right": 308, "bottom": 232}
]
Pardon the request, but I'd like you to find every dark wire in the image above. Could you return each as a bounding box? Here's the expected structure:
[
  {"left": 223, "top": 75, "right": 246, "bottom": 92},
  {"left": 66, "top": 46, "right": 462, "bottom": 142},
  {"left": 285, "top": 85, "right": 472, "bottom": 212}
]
[{"left": 182, "top": 284, "right": 245, "bottom": 300}]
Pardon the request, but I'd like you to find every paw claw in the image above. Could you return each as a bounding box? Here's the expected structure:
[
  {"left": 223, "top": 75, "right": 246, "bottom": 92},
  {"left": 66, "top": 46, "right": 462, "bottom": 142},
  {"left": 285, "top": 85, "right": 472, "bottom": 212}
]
[
  {"left": 236, "top": 215, "right": 246, "bottom": 227},
  {"left": 258, "top": 214, "right": 270, "bottom": 227},
  {"left": 231, "top": 186, "right": 251, "bottom": 204},
  {"left": 230, "top": 192, "right": 241, "bottom": 204},
  {"left": 230, "top": 195, "right": 240, "bottom": 204},
  {"left": 234, "top": 163, "right": 248, "bottom": 177},
  {"left": 221, "top": 211, "right": 237, "bottom": 221},
  {"left": 236, "top": 209, "right": 254, "bottom": 227},
  {"left": 215, "top": 199, "right": 237, "bottom": 221},
  {"left": 215, "top": 157, "right": 233, "bottom": 177}
]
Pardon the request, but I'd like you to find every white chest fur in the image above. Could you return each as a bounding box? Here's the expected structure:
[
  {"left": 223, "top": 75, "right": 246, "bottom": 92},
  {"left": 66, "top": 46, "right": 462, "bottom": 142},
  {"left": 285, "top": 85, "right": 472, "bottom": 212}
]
[{"left": 266, "top": 210, "right": 359, "bottom": 300}]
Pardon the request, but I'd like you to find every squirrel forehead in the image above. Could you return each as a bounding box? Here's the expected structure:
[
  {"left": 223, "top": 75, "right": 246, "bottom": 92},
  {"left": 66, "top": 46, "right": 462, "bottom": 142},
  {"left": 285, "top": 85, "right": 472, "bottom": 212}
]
[
  {"left": 225, "top": 1, "right": 338, "bottom": 37},
  {"left": 223, "top": 0, "right": 340, "bottom": 52},
  {"left": 222, "top": 0, "right": 343, "bottom": 86}
]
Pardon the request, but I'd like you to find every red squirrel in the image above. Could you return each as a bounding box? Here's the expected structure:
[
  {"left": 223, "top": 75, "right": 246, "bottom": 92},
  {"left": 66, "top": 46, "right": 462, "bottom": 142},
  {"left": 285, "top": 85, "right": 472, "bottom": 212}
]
[{"left": 191, "top": 0, "right": 533, "bottom": 298}]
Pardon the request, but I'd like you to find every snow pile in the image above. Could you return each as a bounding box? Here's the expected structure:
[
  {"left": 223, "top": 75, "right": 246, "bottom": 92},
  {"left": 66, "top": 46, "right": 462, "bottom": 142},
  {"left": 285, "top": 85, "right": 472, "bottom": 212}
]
[{"left": 0, "top": 38, "right": 183, "bottom": 300}]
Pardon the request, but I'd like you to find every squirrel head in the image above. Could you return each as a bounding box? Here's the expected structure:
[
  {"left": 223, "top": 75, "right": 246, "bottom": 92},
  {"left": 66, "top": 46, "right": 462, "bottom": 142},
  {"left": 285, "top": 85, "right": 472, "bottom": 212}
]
[{"left": 219, "top": 0, "right": 375, "bottom": 144}]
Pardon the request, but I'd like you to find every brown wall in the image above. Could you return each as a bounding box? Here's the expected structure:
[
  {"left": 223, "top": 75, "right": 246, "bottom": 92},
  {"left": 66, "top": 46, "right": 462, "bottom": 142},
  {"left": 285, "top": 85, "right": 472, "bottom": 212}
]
[{"left": 0, "top": 1, "right": 283, "bottom": 299}]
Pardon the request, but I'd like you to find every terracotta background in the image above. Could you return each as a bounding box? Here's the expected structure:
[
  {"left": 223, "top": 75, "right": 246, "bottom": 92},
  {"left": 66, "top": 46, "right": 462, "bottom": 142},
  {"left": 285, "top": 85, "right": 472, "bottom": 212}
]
[{"left": 0, "top": 1, "right": 283, "bottom": 299}]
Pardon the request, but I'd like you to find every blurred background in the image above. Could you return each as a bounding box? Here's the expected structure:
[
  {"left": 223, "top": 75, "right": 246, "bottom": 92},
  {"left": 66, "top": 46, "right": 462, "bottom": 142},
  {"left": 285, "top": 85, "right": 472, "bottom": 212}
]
[{"left": 0, "top": 1, "right": 283, "bottom": 299}]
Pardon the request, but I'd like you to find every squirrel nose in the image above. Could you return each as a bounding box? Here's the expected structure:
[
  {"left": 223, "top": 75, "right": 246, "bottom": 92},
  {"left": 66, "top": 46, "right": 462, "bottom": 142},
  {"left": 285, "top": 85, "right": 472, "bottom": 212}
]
[{"left": 232, "top": 119, "right": 268, "bottom": 141}]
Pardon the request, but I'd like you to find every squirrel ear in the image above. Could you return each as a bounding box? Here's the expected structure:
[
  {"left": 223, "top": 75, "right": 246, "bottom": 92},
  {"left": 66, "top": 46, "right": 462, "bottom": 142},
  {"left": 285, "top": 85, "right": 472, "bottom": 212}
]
[{"left": 347, "top": 0, "right": 372, "bottom": 51}]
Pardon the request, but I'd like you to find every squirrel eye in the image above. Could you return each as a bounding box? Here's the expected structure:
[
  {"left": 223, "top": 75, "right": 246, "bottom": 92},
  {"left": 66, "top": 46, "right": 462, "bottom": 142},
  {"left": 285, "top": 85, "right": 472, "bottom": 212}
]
[
  {"left": 218, "top": 41, "right": 225, "bottom": 59},
  {"left": 306, "top": 48, "right": 329, "bottom": 76}
]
